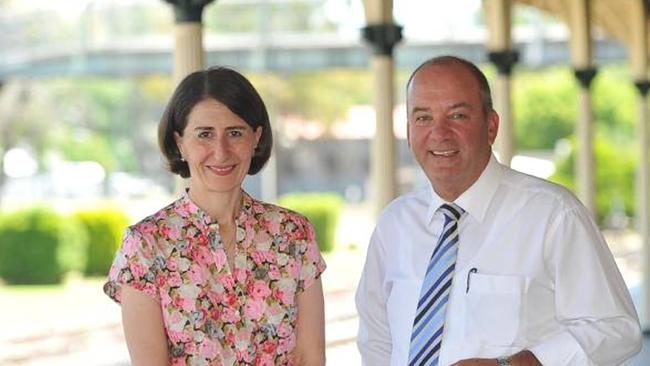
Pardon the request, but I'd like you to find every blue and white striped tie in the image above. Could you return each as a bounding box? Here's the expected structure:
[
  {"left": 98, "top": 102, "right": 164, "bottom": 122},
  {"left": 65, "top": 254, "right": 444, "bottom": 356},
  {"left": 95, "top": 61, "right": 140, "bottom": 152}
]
[{"left": 408, "top": 203, "right": 465, "bottom": 366}]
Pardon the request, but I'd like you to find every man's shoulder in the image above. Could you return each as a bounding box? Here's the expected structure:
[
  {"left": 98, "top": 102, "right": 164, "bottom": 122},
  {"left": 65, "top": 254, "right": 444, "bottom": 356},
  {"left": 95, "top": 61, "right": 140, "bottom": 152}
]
[
  {"left": 500, "top": 165, "right": 581, "bottom": 209},
  {"left": 377, "top": 186, "right": 429, "bottom": 222}
]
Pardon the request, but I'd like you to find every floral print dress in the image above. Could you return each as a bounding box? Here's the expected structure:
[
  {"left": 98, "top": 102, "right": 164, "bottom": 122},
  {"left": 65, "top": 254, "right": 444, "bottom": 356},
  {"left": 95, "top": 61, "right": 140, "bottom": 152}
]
[{"left": 104, "top": 190, "right": 326, "bottom": 366}]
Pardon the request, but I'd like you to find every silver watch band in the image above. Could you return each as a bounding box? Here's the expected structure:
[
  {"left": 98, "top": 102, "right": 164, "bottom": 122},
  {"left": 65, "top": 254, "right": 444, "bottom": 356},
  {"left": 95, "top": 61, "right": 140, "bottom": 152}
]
[{"left": 496, "top": 356, "right": 511, "bottom": 366}]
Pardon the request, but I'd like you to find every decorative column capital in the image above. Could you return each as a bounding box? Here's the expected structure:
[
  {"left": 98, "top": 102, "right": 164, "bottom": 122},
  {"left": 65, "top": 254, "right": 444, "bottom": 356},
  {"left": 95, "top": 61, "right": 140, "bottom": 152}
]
[
  {"left": 573, "top": 67, "right": 598, "bottom": 88},
  {"left": 361, "top": 23, "right": 403, "bottom": 56},
  {"left": 488, "top": 50, "right": 519, "bottom": 76},
  {"left": 634, "top": 79, "right": 650, "bottom": 96},
  {"left": 163, "top": 0, "right": 215, "bottom": 22}
]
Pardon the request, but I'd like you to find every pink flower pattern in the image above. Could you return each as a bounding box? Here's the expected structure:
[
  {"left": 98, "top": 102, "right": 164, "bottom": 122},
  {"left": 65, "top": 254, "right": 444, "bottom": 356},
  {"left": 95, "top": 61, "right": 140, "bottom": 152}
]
[{"left": 104, "top": 191, "right": 326, "bottom": 365}]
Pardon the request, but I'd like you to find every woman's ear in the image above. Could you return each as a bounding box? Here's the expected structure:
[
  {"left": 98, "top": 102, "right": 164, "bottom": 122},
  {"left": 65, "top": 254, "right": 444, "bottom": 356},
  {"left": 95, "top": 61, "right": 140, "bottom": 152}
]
[
  {"left": 254, "top": 127, "right": 262, "bottom": 145},
  {"left": 253, "top": 127, "right": 263, "bottom": 154},
  {"left": 174, "top": 131, "right": 184, "bottom": 159}
]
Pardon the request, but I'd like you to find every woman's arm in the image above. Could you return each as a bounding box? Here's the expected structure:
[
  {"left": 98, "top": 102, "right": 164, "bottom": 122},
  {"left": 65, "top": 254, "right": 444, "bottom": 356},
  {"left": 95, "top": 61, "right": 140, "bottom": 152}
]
[
  {"left": 293, "top": 278, "right": 326, "bottom": 366},
  {"left": 121, "top": 285, "right": 170, "bottom": 366}
]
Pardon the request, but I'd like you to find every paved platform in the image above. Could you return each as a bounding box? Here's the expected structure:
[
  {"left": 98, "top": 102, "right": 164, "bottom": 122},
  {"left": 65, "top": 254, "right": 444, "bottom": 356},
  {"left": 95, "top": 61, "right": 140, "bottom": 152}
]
[{"left": 1, "top": 207, "right": 648, "bottom": 365}]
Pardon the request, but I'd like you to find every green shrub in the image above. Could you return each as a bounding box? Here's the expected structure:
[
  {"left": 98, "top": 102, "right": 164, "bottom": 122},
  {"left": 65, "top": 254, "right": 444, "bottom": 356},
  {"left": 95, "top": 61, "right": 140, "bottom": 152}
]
[
  {"left": 74, "top": 206, "right": 129, "bottom": 276},
  {"left": 279, "top": 193, "right": 343, "bottom": 253},
  {"left": 550, "top": 133, "right": 636, "bottom": 225},
  {"left": 0, "top": 207, "right": 87, "bottom": 284}
]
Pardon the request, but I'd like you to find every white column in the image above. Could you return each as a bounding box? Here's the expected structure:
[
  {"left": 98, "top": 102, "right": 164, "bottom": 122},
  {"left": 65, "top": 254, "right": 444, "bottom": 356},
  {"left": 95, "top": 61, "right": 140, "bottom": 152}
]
[
  {"left": 567, "top": 0, "right": 596, "bottom": 216},
  {"left": 626, "top": 0, "right": 650, "bottom": 327},
  {"left": 362, "top": 0, "right": 401, "bottom": 217},
  {"left": 173, "top": 23, "right": 204, "bottom": 86},
  {"left": 636, "top": 85, "right": 650, "bottom": 327},
  {"left": 370, "top": 56, "right": 398, "bottom": 215},
  {"left": 576, "top": 83, "right": 595, "bottom": 214},
  {"left": 484, "top": 0, "right": 516, "bottom": 166}
]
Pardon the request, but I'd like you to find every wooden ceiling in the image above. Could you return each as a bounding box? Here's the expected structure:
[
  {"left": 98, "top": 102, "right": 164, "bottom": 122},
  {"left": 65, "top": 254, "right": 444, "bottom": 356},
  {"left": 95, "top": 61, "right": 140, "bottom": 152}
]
[{"left": 514, "top": 0, "right": 644, "bottom": 46}]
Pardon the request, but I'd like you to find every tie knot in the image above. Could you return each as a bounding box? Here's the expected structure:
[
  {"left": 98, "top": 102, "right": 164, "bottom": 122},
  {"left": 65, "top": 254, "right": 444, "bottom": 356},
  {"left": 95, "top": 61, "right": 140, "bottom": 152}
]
[{"left": 439, "top": 203, "right": 464, "bottom": 221}]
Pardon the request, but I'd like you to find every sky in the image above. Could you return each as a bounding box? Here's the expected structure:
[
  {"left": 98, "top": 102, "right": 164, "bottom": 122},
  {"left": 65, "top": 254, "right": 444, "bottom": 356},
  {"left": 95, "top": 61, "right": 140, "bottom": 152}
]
[{"left": 6, "top": 0, "right": 483, "bottom": 39}]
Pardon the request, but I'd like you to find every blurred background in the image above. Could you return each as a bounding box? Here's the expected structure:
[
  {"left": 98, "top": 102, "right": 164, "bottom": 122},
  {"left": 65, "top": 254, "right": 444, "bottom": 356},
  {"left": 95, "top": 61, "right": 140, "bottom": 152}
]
[{"left": 0, "top": 0, "right": 649, "bottom": 364}]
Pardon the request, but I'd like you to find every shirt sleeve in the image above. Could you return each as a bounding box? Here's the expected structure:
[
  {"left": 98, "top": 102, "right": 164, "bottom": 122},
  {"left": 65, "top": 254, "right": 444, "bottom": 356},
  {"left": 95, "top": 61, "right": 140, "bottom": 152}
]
[
  {"left": 297, "top": 218, "right": 326, "bottom": 292},
  {"left": 356, "top": 227, "right": 392, "bottom": 366},
  {"left": 103, "top": 226, "right": 162, "bottom": 303},
  {"left": 529, "top": 206, "right": 642, "bottom": 365}
]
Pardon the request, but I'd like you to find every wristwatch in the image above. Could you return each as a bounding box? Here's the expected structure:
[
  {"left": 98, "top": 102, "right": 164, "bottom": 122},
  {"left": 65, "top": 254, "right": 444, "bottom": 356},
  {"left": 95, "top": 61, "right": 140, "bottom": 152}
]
[{"left": 496, "top": 356, "right": 511, "bottom": 366}]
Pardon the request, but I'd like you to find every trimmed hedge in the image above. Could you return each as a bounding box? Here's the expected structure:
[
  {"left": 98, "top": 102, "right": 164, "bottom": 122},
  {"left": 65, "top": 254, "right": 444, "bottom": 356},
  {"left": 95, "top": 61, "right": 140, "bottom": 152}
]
[
  {"left": 0, "top": 207, "right": 87, "bottom": 284},
  {"left": 74, "top": 206, "right": 129, "bottom": 276},
  {"left": 279, "top": 193, "right": 343, "bottom": 253}
]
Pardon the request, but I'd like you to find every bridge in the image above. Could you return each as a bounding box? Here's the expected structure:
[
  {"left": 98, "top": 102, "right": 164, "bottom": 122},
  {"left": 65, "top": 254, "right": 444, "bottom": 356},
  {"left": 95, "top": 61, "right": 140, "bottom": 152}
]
[{"left": 0, "top": 31, "right": 628, "bottom": 79}]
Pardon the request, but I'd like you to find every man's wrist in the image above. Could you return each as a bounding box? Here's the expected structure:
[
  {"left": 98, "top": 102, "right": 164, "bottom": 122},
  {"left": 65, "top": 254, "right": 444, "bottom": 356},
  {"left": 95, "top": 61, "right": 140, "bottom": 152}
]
[
  {"left": 508, "top": 350, "right": 542, "bottom": 366},
  {"left": 495, "top": 356, "right": 511, "bottom": 366}
]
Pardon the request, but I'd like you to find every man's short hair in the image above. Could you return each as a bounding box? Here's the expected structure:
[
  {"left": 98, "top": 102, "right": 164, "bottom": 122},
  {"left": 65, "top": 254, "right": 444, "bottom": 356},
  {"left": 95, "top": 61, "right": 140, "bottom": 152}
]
[{"left": 406, "top": 55, "right": 494, "bottom": 113}]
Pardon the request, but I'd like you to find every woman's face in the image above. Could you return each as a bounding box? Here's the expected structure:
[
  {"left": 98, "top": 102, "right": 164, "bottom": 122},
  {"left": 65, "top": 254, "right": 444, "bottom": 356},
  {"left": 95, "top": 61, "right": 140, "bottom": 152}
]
[{"left": 174, "top": 98, "right": 261, "bottom": 197}]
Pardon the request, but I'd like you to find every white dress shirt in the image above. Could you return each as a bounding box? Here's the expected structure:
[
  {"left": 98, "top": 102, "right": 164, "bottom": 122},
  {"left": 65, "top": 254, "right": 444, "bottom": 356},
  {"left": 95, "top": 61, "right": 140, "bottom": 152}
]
[{"left": 356, "top": 155, "right": 641, "bottom": 366}]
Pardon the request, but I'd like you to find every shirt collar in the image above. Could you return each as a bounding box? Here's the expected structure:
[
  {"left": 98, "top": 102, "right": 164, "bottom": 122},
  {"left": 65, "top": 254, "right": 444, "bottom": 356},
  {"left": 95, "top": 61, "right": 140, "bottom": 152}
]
[
  {"left": 426, "top": 154, "right": 503, "bottom": 224},
  {"left": 176, "top": 188, "right": 255, "bottom": 231}
]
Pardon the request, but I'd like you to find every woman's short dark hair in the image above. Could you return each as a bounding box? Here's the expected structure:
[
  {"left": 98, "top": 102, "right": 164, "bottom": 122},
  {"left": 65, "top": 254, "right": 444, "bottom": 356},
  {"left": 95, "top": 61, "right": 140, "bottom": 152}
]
[{"left": 158, "top": 66, "right": 273, "bottom": 178}]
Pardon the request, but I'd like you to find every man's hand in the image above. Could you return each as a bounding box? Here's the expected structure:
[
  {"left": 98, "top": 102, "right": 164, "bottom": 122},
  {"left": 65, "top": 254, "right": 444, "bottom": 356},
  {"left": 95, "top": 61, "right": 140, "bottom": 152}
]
[
  {"left": 452, "top": 350, "right": 542, "bottom": 366},
  {"left": 451, "top": 359, "right": 497, "bottom": 366}
]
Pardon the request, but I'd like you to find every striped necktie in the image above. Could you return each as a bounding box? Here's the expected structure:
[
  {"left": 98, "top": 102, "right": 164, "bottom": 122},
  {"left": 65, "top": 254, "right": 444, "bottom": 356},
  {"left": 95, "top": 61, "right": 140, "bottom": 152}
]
[{"left": 408, "top": 203, "right": 465, "bottom": 366}]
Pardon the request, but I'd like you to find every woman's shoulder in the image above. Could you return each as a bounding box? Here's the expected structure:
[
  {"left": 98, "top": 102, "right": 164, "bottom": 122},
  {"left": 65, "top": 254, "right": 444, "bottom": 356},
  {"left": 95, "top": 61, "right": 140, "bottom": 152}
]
[
  {"left": 128, "top": 198, "right": 188, "bottom": 235},
  {"left": 248, "top": 196, "right": 312, "bottom": 231}
]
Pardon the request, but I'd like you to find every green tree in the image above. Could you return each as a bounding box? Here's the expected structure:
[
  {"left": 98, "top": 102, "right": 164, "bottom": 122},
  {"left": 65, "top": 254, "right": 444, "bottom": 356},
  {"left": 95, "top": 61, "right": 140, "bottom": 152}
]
[
  {"left": 513, "top": 68, "right": 577, "bottom": 150},
  {"left": 550, "top": 133, "right": 636, "bottom": 224}
]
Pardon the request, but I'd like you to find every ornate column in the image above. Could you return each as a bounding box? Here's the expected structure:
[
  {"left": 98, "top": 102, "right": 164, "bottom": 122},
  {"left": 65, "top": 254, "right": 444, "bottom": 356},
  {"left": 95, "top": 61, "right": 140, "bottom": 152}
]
[
  {"left": 163, "top": 0, "right": 214, "bottom": 193},
  {"left": 573, "top": 67, "right": 597, "bottom": 216},
  {"left": 488, "top": 50, "right": 518, "bottom": 166},
  {"left": 627, "top": 0, "right": 650, "bottom": 328},
  {"left": 163, "top": 0, "right": 215, "bottom": 85},
  {"left": 362, "top": 0, "right": 402, "bottom": 217},
  {"left": 568, "top": 0, "right": 596, "bottom": 216},
  {"left": 484, "top": 0, "right": 517, "bottom": 166},
  {"left": 635, "top": 80, "right": 650, "bottom": 327}
]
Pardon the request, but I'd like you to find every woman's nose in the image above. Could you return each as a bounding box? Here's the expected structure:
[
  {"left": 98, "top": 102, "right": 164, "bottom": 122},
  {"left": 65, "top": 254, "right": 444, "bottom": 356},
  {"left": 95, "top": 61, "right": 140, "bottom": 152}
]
[{"left": 211, "top": 135, "right": 230, "bottom": 154}]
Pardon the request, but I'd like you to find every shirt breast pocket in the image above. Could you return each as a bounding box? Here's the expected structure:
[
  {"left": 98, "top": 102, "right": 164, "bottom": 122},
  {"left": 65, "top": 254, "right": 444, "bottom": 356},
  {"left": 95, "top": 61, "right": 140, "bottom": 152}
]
[{"left": 464, "top": 273, "right": 528, "bottom": 346}]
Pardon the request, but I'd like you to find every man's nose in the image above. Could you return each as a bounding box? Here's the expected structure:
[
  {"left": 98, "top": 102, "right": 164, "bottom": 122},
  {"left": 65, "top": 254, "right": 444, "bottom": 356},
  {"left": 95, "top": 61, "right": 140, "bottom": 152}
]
[{"left": 429, "top": 118, "right": 452, "bottom": 138}]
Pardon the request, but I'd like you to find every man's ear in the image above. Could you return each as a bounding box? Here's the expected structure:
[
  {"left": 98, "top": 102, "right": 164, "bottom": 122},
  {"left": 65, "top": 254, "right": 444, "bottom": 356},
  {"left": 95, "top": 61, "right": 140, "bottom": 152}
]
[
  {"left": 487, "top": 110, "right": 499, "bottom": 145},
  {"left": 406, "top": 120, "right": 412, "bottom": 148}
]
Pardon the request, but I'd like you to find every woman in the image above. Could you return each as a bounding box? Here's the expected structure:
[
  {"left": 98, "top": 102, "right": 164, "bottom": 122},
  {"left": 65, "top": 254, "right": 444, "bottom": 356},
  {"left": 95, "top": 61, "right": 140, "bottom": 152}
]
[{"left": 104, "top": 67, "right": 326, "bottom": 366}]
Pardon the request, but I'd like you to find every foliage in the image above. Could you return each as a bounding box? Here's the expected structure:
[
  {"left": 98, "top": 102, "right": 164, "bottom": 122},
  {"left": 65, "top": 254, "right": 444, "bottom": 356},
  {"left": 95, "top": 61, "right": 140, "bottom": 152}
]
[
  {"left": 251, "top": 69, "right": 372, "bottom": 127},
  {"left": 74, "top": 206, "right": 130, "bottom": 277},
  {"left": 205, "top": 1, "right": 336, "bottom": 33},
  {"left": 278, "top": 193, "right": 343, "bottom": 253},
  {"left": 513, "top": 68, "right": 578, "bottom": 150},
  {"left": 0, "top": 207, "right": 87, "bottom": 284},
  {"left": 591, "top": 69, "right": 636, "bottom": 140},
  {"left": 513, "top": 65, "right": 636, "bottom": 151},
  {"left": 550, "top": 133, "right": 636, "bottom": 224}
]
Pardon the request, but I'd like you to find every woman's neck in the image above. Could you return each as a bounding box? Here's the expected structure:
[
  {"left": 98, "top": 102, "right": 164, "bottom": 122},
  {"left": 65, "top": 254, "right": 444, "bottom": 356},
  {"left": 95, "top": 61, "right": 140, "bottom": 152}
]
[{"left": 187, "top": 187, "right": 242, "bottom": 224}]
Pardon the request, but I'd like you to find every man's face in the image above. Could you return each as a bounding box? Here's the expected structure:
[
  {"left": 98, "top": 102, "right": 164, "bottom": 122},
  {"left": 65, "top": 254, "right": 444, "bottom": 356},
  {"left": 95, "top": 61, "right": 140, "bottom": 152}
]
[{"left": 407, "top": 63, "right": 498, "bottom": 200}]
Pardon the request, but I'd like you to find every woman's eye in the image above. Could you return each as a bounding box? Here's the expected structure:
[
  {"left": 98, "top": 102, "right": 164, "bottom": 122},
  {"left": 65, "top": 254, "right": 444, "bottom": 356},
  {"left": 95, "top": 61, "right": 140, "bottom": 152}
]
[
  {"left": 198, "top": 131, "right": 213, "bottom": 138},
  {"left": 229, "top": 130, "right": 243, "bottom": 137}
]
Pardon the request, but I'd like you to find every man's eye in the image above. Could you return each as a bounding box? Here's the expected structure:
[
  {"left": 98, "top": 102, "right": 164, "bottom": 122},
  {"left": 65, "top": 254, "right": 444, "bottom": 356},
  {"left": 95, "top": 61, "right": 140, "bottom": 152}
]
[
  {"left": 450, "top": 112, "right": 467, "bottom": 120},
  {"left": 413, "top": 115, "right": 432, "bottom": 124}
]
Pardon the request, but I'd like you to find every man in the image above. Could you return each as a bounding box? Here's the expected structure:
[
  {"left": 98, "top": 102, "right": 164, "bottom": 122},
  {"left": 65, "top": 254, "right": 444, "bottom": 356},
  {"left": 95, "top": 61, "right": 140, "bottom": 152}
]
[{"left": 355, "top": 55, "right": 642, "bottom": 366}]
